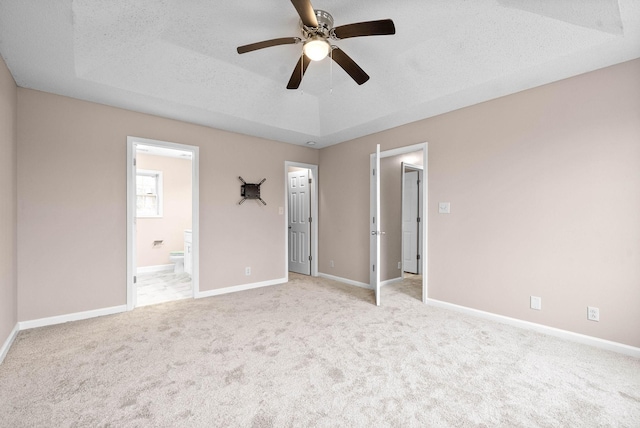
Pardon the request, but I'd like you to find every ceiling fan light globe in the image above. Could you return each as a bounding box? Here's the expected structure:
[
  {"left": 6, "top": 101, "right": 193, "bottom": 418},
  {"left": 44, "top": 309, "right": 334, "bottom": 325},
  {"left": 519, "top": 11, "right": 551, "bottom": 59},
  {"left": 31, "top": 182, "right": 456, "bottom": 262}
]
[{"left": 303, "top": 38, "right": 330, "bottom": 61}]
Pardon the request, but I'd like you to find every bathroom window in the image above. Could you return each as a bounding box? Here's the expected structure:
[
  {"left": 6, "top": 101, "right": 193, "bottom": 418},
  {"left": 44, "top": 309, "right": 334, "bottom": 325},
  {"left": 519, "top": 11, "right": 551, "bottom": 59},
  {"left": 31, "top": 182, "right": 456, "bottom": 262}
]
[{"left": 136, "top": 169, "right": 163, "bottom": 218}]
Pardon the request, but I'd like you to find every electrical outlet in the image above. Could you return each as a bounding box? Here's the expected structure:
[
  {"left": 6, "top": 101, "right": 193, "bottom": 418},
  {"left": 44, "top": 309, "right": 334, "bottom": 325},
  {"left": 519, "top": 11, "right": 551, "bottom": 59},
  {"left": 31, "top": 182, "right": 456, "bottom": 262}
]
[
  {"left": 587, "top": 306, "right": 599, "bottom": 321},
  {"left": 245, "top": 267, "right": 251, "bottom": 276},
  {"left": 398, "top": 262, "right": 402, "bottom": 269},
  {"left": 530, "top": 296, "right": 542, "bottom": 310},
  {"left": 330, "top": 260, "right": 334, "bottom": 268}
]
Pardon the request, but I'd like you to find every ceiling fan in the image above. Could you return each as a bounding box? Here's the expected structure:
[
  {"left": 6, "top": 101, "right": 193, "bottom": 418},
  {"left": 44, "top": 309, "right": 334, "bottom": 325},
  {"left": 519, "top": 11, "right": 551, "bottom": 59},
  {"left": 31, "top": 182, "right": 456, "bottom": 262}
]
[{"left": 236, "top": 0, "right": 396, "bottom": 89}]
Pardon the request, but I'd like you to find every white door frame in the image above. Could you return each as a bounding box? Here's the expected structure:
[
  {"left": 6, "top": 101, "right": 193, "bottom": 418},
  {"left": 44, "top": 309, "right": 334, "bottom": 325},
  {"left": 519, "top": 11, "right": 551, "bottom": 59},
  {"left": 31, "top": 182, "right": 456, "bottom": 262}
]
[
  {"left": 284, "top": 161, "right": 318, "bottom": 278},
  {"left": 370, "top": 144, "right": 381, "bottom": 305},
  {"left": 126, "top": 136, "right": 200, "bottom": 310},
  {"left": 370, "top": 143, "right": 428, "bottom": 304}
]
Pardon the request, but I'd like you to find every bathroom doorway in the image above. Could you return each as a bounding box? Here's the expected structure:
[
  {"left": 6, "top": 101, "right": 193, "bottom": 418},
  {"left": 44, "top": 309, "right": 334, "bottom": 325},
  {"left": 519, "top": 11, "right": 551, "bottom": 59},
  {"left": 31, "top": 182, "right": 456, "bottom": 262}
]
[{"left": 126, "top": 137, "right": 199, "bottom": 309}]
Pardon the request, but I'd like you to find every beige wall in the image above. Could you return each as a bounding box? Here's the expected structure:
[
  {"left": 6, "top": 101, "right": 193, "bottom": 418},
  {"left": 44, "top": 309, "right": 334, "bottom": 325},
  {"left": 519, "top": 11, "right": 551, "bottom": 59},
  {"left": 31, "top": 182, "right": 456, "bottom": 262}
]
[
  {"left": 7, "top": 56, "right": 639, "bottom": 349},
  {"left": 319, "top": 59, "right": 640, "bottom": 347},
  {"left": 136, "top": 154, "right": 192, "bottom": 268},
  {"left": 17, "top": 89, "right": 318, "bottom": 321},
  {"left": 0, "top": 56, "right": 17, "bottom": 349}
]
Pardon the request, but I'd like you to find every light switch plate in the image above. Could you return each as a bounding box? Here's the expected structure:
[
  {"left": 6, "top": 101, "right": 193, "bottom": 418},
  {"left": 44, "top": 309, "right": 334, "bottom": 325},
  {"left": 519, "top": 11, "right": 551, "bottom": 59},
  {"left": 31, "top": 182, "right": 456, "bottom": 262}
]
[
  {"left": 530, "top": 296, "right": 542, "bottom": 310},
  {"left": 438, "top": 202, "right": 451, "bottom": 214}
]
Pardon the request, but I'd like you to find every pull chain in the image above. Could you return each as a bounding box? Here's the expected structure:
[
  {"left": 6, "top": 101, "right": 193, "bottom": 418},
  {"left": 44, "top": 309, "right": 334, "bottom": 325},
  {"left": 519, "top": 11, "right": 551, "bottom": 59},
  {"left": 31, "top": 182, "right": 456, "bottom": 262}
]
[
  {"left": 300, "top": 51, "right": 304, "bottom": 96},
  {"left": 330, "top": 46, "right": 333, "bottom": 94}
]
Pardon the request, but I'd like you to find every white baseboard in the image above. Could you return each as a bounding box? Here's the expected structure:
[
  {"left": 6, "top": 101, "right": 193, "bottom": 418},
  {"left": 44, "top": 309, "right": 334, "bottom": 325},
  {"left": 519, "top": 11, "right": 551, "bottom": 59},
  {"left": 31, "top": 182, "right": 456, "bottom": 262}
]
[
  {"left": 195, "top": 277, "right": 287, "bottom": 299},
  {"left": 318, "top": 273, "right": 373, "bottom": 290},
  {"left": 427, "top": 298, "right": 640, "bottom": 358},
  {"left": 0, "top": 323, "right": 19, "bottom": 365},
  {"left": 380, "top": 277, "right": 402, "bottom": 287},
  {"left": 19, "top": 305, "right": 128, "bottom": 331},
  {"left": 137, "top": 264, "right": 173, "bottom": 274}
]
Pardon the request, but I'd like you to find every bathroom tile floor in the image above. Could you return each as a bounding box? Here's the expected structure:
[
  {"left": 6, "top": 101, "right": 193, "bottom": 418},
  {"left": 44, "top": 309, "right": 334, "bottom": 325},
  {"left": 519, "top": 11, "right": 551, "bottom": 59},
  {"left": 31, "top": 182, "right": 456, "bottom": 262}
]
[{"left": 136, "top": 271, "right": 192, "bottom": 307}]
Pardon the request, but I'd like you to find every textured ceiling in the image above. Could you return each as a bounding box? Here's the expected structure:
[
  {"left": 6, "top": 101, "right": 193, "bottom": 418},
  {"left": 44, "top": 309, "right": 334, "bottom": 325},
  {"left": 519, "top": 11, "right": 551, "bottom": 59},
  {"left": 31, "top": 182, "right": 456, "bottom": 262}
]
[{"left": 1, "top": 0, "right": 639, "bottom": 148}]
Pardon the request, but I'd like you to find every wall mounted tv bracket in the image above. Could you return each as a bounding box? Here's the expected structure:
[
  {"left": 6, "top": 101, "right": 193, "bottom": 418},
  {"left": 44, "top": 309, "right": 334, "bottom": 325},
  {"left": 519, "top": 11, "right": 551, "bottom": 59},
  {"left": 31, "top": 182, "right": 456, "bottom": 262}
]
[{"left": 238, "top": 176, "right": 267, "bottom": 205}]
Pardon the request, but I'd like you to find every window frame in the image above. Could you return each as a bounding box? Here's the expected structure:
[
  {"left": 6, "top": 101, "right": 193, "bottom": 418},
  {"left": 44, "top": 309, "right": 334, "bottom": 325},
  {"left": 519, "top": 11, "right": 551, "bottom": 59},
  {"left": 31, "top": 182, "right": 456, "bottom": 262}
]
[{"left": 136, "top": 169, "right": 163, "bottom": 218}]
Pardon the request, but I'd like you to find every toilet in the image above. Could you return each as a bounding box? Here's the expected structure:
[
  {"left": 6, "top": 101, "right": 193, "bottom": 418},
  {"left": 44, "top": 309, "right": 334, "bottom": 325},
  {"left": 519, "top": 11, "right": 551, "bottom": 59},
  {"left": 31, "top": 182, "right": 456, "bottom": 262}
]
[{"left": 169, "top": 251, "right": 185, "bottom": 273}]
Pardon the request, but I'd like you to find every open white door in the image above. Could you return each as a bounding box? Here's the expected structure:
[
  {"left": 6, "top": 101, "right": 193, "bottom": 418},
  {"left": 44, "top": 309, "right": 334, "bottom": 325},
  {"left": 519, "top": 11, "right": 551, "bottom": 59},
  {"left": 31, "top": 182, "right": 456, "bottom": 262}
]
[
  {"left": 126, "top": 140, "right": 138, "bottom": 310},
  {"left": 284, "top": 161, "right": 318, "bottom": 278},
  {"left": 370, "top": 144, "right": 381, "bottom": 305},
  {"left": 403, "top": 170, "right": 418, "bottom": 274},
  {"left": 288, "top": 169, "right": 311, "bottom": 275}
]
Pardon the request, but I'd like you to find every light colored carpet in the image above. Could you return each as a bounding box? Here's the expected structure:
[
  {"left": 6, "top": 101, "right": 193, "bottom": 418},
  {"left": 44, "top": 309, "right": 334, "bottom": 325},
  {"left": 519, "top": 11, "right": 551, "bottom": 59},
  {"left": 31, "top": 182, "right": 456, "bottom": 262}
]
[{"left": 1, "top": 274, "right": 638, "bottom": 427}]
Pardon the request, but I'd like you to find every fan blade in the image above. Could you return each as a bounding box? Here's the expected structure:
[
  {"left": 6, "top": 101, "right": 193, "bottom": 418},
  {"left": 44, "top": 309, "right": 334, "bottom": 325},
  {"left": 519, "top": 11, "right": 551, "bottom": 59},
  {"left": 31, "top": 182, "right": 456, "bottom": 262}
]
[
  {"left": 331, "top": 47, "right": 369, "bottom": 85},
  {"left": 333, "top": 19, "right": 396, "bottom": 39},
  {"left": 290, "top": 0, "right": 318, "bottom": 28},
  {"left": 237, "top": 37, "right": 301, "bottom": 54},
  {"left": 287, "top": 55, "right": 312, "bottom": 89}
]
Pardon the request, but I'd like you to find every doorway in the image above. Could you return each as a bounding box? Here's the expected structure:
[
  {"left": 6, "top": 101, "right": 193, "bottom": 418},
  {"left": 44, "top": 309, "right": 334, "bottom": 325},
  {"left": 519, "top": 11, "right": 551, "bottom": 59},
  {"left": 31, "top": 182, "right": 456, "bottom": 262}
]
[
  {"left": 285, "top": 162, "right": 318, "bottom": 277},
  {"left": 127, "top": 136, "right": 199, "bottom": 310},
  {"left": 370, "top": 143, "right": 428, "bottom": 306},
  {"left": 402, "top": 163, "right": 423, "bottom": 276}
]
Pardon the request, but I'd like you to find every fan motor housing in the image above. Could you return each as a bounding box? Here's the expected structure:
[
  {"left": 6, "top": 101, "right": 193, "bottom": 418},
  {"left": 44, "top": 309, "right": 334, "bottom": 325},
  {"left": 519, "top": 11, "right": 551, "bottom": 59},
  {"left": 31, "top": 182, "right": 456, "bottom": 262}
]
[
  {"left": 302, "top": 9, "right": 334, "bottom": 39},
  {"left": 315, "top": 10, "right": 334, "bottom": 29}
]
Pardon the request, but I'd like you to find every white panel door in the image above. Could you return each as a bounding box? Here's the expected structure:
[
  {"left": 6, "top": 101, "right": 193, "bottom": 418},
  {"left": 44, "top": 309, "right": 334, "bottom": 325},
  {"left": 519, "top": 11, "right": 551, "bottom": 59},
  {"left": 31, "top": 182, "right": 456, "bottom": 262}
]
[
  {"left": 132, "top": 152, "right": 138, "bottom": 308},
  {"left": 403, "top": 170, "right": 419, "bottom": 274},
  {"left": 288, "top": 170, "right": 311, "bottom": 275},
  {"left": 370, "top": 145, "right": 381, "bottom": 305}
]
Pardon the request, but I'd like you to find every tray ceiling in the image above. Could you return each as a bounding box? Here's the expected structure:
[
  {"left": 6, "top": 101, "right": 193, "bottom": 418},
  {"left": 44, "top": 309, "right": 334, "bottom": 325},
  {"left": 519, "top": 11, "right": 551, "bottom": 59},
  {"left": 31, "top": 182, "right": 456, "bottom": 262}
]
[{"left": 1, "top": 0, "right": 638, "bottom": 148}]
